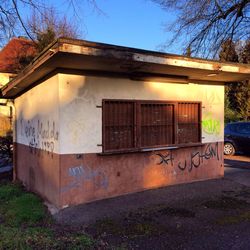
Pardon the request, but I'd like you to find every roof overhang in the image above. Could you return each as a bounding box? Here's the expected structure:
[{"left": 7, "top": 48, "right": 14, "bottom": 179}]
[{"left": 1, "top": 38, "right": 250, "bottom": 98}]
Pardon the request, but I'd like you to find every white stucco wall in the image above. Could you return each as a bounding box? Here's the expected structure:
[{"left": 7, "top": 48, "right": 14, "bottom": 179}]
[
  {"left": 58, "top": 74, "right": 224, "bottom": 154},
  {"left": 15, "top": 75, "right": 60, "bottom": 154},
  {"left": 13, "top": 73, "right": 224, "bottom": 155}
]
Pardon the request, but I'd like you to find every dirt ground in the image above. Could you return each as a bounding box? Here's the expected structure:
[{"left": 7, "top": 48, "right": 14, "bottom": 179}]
[
  {"left": 55, "top": 162, "right": 250, "bottom": 250},
  {"left": 85, "top": 191, "right": 250, "bottom": 249}
]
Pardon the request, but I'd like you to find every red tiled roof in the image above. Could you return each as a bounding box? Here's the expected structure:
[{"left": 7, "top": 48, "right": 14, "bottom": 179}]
[{"left": 0, "top": 37, "right": 37, "bottom": 73}]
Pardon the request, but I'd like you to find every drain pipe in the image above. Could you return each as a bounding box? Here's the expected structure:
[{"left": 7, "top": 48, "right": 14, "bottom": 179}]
[{"left": 6, "top": 99, "right": 16, "bottom": 181}]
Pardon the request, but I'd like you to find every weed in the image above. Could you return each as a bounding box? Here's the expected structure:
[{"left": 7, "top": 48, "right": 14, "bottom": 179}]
[
  {"left": 90, "top": 216, "right": 165, "bottom": 240},
  {"left": 94, "top": 218, "right": 123, "bottom": 235},
  {"left": 216, "top": 211, "right": 250, "bottom": 225},
  {"left": 125, "top": 222, "right": 160, "bottom": 237},
  {"left": 69, "top": 234, "right": 95, "bottom": 249}
]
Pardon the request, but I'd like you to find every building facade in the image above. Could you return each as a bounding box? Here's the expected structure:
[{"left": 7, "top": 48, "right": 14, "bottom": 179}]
[{"left": 2, "top": 38, "right": 250, "bottom": 208}]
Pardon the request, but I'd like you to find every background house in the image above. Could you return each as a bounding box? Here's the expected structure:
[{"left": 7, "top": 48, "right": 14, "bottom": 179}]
[
  {"left": 0, "top": 37, "right": 36, "bottom": 137},
  {"left": 2, "top": 38, "right": 250, "bottom": 208}
]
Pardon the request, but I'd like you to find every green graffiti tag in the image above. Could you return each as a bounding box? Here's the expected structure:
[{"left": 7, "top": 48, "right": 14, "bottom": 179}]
[{"left": 202, "top": 112, "right": 221, "bottom": 135}]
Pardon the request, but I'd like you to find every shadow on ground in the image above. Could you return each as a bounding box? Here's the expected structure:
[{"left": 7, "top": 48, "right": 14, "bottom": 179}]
[{"left": 224, "top": 154, "right": 250, "bottom": 169}]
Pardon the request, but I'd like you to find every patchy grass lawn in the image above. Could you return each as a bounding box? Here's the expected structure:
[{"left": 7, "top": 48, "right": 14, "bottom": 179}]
[{"left": 0, "top": 181, "right": 96, "bottom": 250}]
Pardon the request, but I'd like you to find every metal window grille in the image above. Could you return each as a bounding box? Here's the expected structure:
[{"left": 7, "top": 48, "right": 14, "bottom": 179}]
[
  {"left": 103, "top": 100, "right": 135, "bottom": 151},
  {"left": 140, "top": 103, "right": 174, "bottom": 147},
  {"left": 103, "top": 100, "right": 201, "bottom": 152},
  {"left": 177, "top": 102, "right": 201, "bottom": 144}
]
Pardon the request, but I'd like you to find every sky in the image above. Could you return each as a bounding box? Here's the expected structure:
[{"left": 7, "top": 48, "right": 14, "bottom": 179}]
[
  {"left": 81, "top": 0, "right": 178, "bottom": 52},
  {"left": 19, "top": 0, "right": 181, "bottom": 54}
]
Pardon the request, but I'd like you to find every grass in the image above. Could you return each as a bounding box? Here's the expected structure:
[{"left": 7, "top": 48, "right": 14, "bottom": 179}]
[
  {"left": 0, "top": 182, "right": 23, "bottom": 201},
  {"left": 0, "top": 182, "right": 96, "bottom": 249},
  {"left": 5, "top": 193, "right": 47, "bottom": 226}
]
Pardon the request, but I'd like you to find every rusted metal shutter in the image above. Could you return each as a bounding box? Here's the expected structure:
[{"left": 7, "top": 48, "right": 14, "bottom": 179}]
[
  {"left": 103, "top": 100, "right": 201, "bottom": 153},
  {"left": 140, "top": 103, "right": 174, "bottom": 147},
  {"left": 177, "top": 102, "right": 200, "bottom": 144},
  {"left": 103, "top": 100, "right": 135, "bottom": 151}
]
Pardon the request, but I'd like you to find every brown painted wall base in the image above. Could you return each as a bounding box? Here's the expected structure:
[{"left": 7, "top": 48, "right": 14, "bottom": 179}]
[
  {"left": 15, "top": 143, "right": 60, "bottom": 207},
  {"left": 15, "top": 142, "right": 224, "bottom": 208}
]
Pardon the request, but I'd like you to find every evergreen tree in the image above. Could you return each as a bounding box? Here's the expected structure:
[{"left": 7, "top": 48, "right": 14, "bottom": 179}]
[
  {"left": 240, "top": 40, "right": 250, "bottom": 64},
  {"left": 219, "top": 40, "right": 238, "bottom": 63},
  {"left": 220, "top": 39, "right": 250, "bottom": 122},
  {"left": 233, "top": 81, "right": 250, "bottom": 121}
]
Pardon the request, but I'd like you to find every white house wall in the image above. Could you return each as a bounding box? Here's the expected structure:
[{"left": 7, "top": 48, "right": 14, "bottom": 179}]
[
  {"left": 15, "top": 75, "right": 60, "bottom": 154},
  {"left": 58, "top": 74, "right": 224, "bottom": 155}
]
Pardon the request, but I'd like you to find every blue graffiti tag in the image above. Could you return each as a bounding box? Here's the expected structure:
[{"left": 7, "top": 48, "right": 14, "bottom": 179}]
[{"left": 61, "top": 165, "right": 109, "bottom": 193}]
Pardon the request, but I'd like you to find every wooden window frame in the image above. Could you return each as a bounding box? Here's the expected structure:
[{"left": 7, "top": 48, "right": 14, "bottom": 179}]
[{"left": 102, "top": 99, "right": 202, "bottom": 153}]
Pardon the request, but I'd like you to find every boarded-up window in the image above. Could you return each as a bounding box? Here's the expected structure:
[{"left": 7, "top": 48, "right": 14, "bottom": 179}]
[
  {"left": 177, "top": 102, "right": 200, "bottom": 144},
  {"left": 103, "top": 100, "right": 201, "bottom": 152}
]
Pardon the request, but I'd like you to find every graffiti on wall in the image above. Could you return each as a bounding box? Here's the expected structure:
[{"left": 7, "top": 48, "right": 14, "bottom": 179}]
[
  {"left": 20, "top": 119, "right": 59, "bottom": 155},
  {"left": 204, "top": 91, "right": 222, "bottom": 106},
  {"left": 156, "top": 152, "right": 174, "bottom": 166},
  {"left": 61, "top": 165, "right": 109, "bottom": 193},
  {"left": 202, "top": 112, "right": 221, "bottom": 135},
  {"left": 177, "top": 143, "right": 219, "bottom": 172},
  {"left": 156, "top": 143, "right": 220, "bottom": 172}
]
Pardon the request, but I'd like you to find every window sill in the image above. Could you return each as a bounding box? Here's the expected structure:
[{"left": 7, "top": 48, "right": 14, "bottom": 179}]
[{"left": 97, "top": 142, "right": 204, "bottom": 156}]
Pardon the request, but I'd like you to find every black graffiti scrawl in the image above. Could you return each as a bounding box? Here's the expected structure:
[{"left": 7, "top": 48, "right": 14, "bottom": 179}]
[
  {"left": 155, "top": 143, "right": 220, "bottom": 173},
  {"left": 178, "top": 143, "right": 220, "bottom": 172},
  {"left": 156, "top": 152, "right": 174, "bottom": 166},
  {"left": 21, "top": 119, "right": 59, "bottom": 157}
]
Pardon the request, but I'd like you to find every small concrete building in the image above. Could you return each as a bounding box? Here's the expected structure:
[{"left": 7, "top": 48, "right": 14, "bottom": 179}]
[{"left": 1, "top": 38, "right": 250, "bottom": 208}]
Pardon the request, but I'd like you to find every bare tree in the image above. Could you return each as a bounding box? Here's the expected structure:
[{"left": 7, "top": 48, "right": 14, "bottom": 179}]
[
  {"left": 153, "top": 0, "right": 250, "bottom": 58},
  {"left": 27, "top": 7, "right": 79, "bottom": 52},
  {"left": 0, "top": 0, "right": 98, "bottom": 45}
]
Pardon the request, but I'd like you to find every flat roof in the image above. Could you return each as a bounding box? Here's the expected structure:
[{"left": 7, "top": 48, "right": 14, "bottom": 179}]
[{"left": 1, "top": 38, "right": 250, "bottom": 98}]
